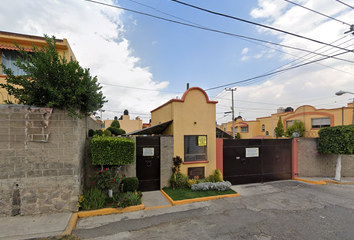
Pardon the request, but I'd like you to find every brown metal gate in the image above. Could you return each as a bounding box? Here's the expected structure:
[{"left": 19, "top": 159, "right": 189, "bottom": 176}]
[
  {"left": 136, "top": 136, "right": 160, "bottom": 191},
  {"left": 223, "top": 139, "right": 292, "bottom": 185}
]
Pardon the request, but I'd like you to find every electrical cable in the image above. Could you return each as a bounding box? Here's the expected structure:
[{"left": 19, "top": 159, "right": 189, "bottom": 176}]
[
  {"left": 170, "top": 0, "right": 354, "bottom": 52},
  {"left": 83, "top": 0, "right": 354, "bottom": 63},
  {"left": 281, "top": 0, "right": 351, "bottom": 26},
  {"left": 333, "top": 0, "right": 354, "bottom": 10}
]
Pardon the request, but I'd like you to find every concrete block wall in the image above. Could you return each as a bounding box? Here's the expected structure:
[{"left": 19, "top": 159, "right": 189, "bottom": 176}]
[
  {"left": 297, "top": 138, "right": 354, "bottom": 177},
  {"left": 160, "top": 136, "right": 173, "bottom": 189},
  {"left": 0, "top": 106, "right": 101, "bottom": 216}
]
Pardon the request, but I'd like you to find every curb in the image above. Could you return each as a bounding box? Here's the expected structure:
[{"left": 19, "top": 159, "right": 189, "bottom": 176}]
[
  {"left": 161, "top": 189, "right": 241, "bottom": 206},
  {"left": 295, "top": 178, "right": 327, "bottom": 185},
  {"left": 323, "top": 179, "right": 354, "bottom": 185},
  {"left": 59, "top": 203, "right": 145, "bottom": 237}
]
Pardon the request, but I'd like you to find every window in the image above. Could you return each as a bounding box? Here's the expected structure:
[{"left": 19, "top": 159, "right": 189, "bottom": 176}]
[
  {"left": 184, "top": 135, "right": 207, "bottom": 162},
  {"left": 1, "top": 50, "right": 27, "bottom": 75},
  {"left": 286, "top": 120, "right": 295, "bottom": 129},
  {"left": 261, "top": 124, "right": 265, "bottom": 132},
  {"left": 241, "top": 126, "right": 248, "bottom": 132},
  {"left": 311, "top": 117, "right": 330, "bottom": 129}
]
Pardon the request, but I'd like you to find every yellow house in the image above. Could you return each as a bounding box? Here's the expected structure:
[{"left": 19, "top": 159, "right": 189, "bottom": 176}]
[
  {"left": 0, "top": 31, "right": 76, "bottom": 104},
  {"left": 103, "top": 110, "right": 143, "bottom": 133},
  {"left": 220, "top": 103, "right": 354, "bottom": 139},
  {"left": 149, "top": 87, "right": 218, "bottom": 178}
]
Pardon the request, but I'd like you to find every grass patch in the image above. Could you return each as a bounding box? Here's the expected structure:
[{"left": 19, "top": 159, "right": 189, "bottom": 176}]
[{"left": 162, "top": 187, "right": 237, "bottom": 201}]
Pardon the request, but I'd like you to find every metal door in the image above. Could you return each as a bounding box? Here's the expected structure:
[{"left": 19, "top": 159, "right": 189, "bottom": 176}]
[{"left": 136, "top": 136, "right": 160, "bottom": 191}]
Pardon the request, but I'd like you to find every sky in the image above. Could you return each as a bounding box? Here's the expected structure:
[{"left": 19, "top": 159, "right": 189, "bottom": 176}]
[{"left": 1, "top": 0, "right": 354, "bottom": 124}]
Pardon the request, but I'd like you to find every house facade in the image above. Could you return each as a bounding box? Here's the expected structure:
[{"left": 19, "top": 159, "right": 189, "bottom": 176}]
[
  {"left": 150, "top": 87, "right": 218, "bottom": 178},
  {"left": 102, "top": 110, "right": 143, "bottom": 133},
  {"left": 220, "top": 103, "right": 354, "bottom": 139},
  {"left": 0, "top": 31, "right": 76, "bottom": 104}
]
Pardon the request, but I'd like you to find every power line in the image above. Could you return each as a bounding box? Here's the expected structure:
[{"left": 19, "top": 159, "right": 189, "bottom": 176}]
[
  {"left": 333, "top": 0, "right": 354, "bottom": 10},
  {"left": 282, "top": 0, "right": 351, "bottom": 26},
  {"left": 83, "top": 0, "right": 354, "bottom": 63},
  {"left": 100, "top": 82, "right": 183, "bottom": 93},
  {"left": 205, "top": 49, "right": 352, "bottom": 91},
  {"left": 170, "top": 0, "right": 354, "bottom": 52}
]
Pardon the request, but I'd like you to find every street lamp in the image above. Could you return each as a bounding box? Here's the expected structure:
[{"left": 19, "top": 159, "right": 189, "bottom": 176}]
[{"left": 335, "top": 90, "right": 354, "bottom": 124}]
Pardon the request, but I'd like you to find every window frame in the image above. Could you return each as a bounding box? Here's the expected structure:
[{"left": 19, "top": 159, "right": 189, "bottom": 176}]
[
  {"left": 311, "top": 117, "right": 331, "bottom": 129},
  {"left": 184, "top": 135, "right": 207, "bottom": 162},
  {"left": 241, "top": 126, "right": 248, "bottom": 133}
]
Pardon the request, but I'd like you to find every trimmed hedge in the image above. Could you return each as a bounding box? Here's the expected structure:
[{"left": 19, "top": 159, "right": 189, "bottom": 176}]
[
  {"left": 88, "top": 129, "right": 95, "bottom": 137},
  {"left": 107, "top": 127, "right": 126, "bottom": 136},
  {"left": 122, "top": 177, "right": 139, "bottom": 192},
  {"left": 91, "top": 136, "right": 135, "bottom": 165},
  {"left": 318, "top": 125, "right": 354, "bottom": 155}
]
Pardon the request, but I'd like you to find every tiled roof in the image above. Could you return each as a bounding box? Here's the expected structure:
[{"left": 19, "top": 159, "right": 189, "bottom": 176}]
[{"left": 0, "top": 44, "right": 33, "bottom": 52}]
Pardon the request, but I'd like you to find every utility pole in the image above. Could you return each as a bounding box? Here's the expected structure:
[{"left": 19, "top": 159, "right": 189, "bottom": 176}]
[{"left": 225, "top": 88, "right": 237, "bottom": 138}]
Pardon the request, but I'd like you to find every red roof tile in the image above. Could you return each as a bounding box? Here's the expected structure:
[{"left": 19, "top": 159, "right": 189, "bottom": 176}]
[{"left": 0, "top": 44, "right": 33, "bottom": 52}]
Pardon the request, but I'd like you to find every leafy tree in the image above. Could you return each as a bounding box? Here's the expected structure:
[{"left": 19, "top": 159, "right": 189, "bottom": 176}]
[
  {"left": 0, "top": 35, "right": 106, "bottom": 118},
  {"left": 285, "top": 120, "right": 305, "bottom": 137},
  {"left": 274, "top": 116, "right": 284, "bottom": 139},
  {"left": 236, "top": 132, "right": 241, "bottom": 139},
  {"left": 111, "top": 119, "right": 120, "bottom": 128}
]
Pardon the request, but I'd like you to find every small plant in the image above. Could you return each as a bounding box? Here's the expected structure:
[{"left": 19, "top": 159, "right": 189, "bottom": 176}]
[
  {"left": 121, "top": 177, "right": 139, "bottom": 192},
  {"left": 169, "top": 173, "right": 177, "bottom": 190},
  {"left": 79, "top": 188, "right": 106, "bottom": 210},
  {"left": 175, "top": 172, "right": 189, "bottom": 189},
  {"left": 214, "top": 169, "right": 223, "bottom": 182},
  {"left": 188, "top": 179, "right": 197, "bottom": 187},
  {"left": 113, "top": 191, "right": 142, "bottom": 208},
  {"left": 285, "top": 120, "right": 305, "bottom": 137},
  {"left": 88, "top": 129, "right": 95, "bottom": 137},
  {"left": 90, "top": 167, "right": 125, "bottom": 190},
  {"left": 236, "top": 132, "right": 241, "bottom": 139},
  {"left": 103, "top": 129, "right": 111, "bottom": 136},
  {"left": 172, "top": 156, "right": 183, "bottom": 174}
]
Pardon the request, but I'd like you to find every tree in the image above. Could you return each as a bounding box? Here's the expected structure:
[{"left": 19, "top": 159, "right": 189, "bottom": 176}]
[
  {"left": 0, "top": 35, "right": 106, "bottom": 118},
  {"left": 318, "top": 125, "right": 354, "bottom": 181},
  {"left": 285, "top": 120, "right": 305, "bottom": 137},
  {"left": 110, "top": 119, "right": 120, "bottom": 128},
  {"left": 274, "top": 116, "right": 284, "bottom": 139},
  {"left": 107, "top": 119, "right": 125, "bottom": 136}
]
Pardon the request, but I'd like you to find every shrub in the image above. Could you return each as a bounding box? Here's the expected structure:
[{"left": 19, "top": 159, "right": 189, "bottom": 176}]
[
  {"left": 169, "top": 173, "right": 177, "bottom": 189},
  {"left": 103, "top": 129, "right": 111, "bottom": 136},
  {"left": 214, "top": 169, "right": 223, "bottom": 182},
  {"left": 95, "top": 129, "right": 103, "bottom": 136},
  {"left": 78, "top": 188, "right": 106, "bottom": 210},
  {"left": 318, "top": 125, "right": 354, "bottom": 154},
  {"left": 274, "top": 116, "right": 284, "bottom": 138},
  {"left": 90, "top": 167, "right": 125, "bottom": 190},
  {"left": 285, "top": 120, "right": 305, "bottom": 137},
  {"left": 204, "top": 174, "right": 215, "bottom": 183},
  {"left": 172, "top": 156, "right": 183, "bottom": 174},
  {"left": 88, "top": 129, "right": 95, "bottom": 137},
  {"left": 122, "top": 177, "right": 139, "bottom": 192},
  {"left": 236, "top": 132, "right": 241, "bottom": 139},
  {"left": 113, "top": 191, "right": 142, "bottom": 208},
  {"left": 111, "top": 119, "right": 120, "bottom": 128},
  {"left": 107, "top": 127, "right": 126, "bottom": 136},
  {"left": 175, "top": 173, "right": 189, "bottom": 189},
  {"left": 191, "top": 181, "right": 232, "bottom": 191},
  {"left": 188, "top": 179, "right": 197, "bottom": 187},
  {"left": 91, "top": 136, "right": 135, "bottom": 165}
]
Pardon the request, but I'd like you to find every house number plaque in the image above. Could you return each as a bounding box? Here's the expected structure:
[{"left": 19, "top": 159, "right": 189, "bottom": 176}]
[{"left": 143, "top": 148, "right": 154, "bottom": 156}]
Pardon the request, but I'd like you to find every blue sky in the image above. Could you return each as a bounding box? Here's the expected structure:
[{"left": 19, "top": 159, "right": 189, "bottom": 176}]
[{"left": 1, "top": 0, "right": 354, "bottom": 124}]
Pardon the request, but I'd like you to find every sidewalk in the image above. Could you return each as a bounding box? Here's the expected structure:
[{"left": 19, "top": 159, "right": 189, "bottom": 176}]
[{"left": 1, "top": 178, "right": 353, "bottom": 239}]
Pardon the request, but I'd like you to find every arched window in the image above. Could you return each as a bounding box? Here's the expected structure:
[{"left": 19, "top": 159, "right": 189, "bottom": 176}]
[{"left": 262, "top": 124, "right": 265, "bottom": 132}]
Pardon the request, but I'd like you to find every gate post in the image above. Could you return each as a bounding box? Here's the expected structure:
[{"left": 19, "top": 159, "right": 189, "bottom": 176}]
[
  {"left": 292, "top": 138, "right": 299, "bottom": 179},
  {"left": 216, "top": 138, "right": 223, "bottom": 174}
]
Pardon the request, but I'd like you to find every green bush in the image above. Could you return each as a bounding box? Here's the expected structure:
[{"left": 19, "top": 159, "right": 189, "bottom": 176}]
[
  {"left": 198, "top": 174, "right": 215, "bottom": 183},
  {"left": 318, "top": 125, "right": 354, "bottom": 154},
  {"left": 95, "top": 129, "right": 103, "bottom": 136},
  {"left": 236, "top": 132, "right": 241, "bottom": 139},
  {"left": 285, "top": 120, "right": 305, "bottom": 137},
  {"left": 122, "top": 177, "right": 139, "bottom": 192},
  {"left": 214, "top": 169, "right": 223, "bottom": 182},
  {"left": 78, "top": 188, "right": 106, "bottom": 210},
  {"left": 88, "top": 129, "right": 95, "bottom": 137},
  {"left": 107, "top": 127, "right": 126, "bottom": 136},
  {"left": 113, "top": 191, "right": 142, "bottom": 208},
  {"left": 175, "top": 173, "right": 189, "bottom": 189},
  {"left": 103, "top": 129, "right": 111, "bottom": 136},
  {"left": 91, "top": 136, "right": 135, "bottom": 165}
]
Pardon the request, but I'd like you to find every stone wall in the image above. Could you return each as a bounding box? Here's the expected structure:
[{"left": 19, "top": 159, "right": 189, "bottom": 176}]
[
  {"left": 297, "top": 138, "right": 354, "bottom": 177},
  {"left": 0, "top": 106, "right": 100, "bottom": 216}
]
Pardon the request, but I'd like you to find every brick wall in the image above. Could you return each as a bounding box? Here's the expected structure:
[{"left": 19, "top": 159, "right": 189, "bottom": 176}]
[
  {"left": 297, "top": 138, "right": 354, "bottom": 177},
  {"left": 0, "top": 106, "right": 100, "bottom": 216}
]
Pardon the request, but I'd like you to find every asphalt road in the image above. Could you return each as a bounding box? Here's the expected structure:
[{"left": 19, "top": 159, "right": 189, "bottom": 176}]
[{"left": 74, "top": 181, "right": 354, "bottom": 240}]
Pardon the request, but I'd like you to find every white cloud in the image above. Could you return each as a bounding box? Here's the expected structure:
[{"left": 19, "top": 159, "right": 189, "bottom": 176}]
[
  {"left": 242, "top": 47, "right": 249, "bottom": 54},
  {"left": 0, "top": 0, "right": 173, "bottom": 121}
]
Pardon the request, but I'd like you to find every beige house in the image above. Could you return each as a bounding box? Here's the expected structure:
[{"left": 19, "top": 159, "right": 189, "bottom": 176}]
[{"left": 103, "top": 110, "right": 142, "bottom": 133}]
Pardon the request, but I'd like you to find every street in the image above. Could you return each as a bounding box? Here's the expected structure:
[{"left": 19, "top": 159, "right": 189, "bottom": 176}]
[{"left": 74, "top": 181, "right": 354, "bottom": 240}]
